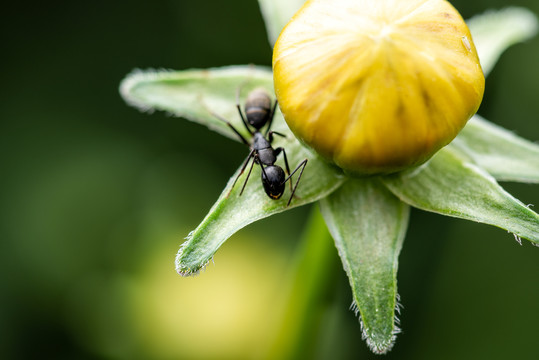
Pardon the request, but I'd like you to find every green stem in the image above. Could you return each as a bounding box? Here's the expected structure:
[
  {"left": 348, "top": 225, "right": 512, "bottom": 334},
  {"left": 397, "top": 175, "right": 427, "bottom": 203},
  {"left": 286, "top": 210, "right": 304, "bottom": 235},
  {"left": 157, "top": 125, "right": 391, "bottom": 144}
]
[{"left": 263, "top": 204, "right": 339, "bottom": 359}]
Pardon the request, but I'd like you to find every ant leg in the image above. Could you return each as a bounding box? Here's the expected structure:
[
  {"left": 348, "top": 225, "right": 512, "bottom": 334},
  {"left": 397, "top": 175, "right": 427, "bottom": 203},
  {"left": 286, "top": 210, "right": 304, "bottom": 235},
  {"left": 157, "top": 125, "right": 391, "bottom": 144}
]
[
  {"left": 240, "top": 154, "right": 258, "bottom": 196},
  {"left": 264, "top": 99, "right": 279, "bottom": 136},
  {"left": 274, "top": 147, "right": 292, "bottom": 191},
  {"left": 209, "top": 110, "right": 250, "bottom": 147},
  {"left": 236, "top": 86, "right": 253, "bottom": 136},
  {"left": 199, "top": 97, "right": 251, "bottom": 146},
  {"left": 267, "top": 130, "right": 286, "bottom": 144},
  {"left": 228, "top": 149, "right": 255, "bottom": 197},
  {"left": 284, "top": 159, "right": 308, "bottom": 207}
]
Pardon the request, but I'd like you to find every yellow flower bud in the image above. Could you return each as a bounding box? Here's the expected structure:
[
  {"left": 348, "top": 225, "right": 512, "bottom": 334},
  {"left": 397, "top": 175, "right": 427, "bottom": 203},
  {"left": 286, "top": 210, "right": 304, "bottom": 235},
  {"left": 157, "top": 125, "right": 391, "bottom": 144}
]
[{"left": 273, "top": 0, "right": 485, "bottom": 174}]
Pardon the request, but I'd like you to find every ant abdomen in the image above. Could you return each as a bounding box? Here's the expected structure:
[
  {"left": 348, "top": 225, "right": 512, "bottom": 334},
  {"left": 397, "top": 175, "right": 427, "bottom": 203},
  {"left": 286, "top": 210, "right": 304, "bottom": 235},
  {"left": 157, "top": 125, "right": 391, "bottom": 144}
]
[
  {"left": 244, "top": 88, "right": 272, "bottom": 130},
  {"left": 261, "top": 165, "right": 286, "bottom": 199}
]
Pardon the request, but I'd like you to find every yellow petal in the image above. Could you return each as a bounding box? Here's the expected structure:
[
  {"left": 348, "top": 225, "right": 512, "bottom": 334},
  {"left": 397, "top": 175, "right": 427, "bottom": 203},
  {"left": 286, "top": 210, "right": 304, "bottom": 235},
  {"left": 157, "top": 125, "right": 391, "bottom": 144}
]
[{"left": 273, "top": 0, "right": 485, "bottom": 174}]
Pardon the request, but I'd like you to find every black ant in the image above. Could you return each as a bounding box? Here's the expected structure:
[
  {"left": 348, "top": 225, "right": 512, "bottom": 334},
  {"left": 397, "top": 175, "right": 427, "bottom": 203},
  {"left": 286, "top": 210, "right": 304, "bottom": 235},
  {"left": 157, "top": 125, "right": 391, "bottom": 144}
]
[{"left": 209, "top": 88, "right": 308, "bottom": 206}]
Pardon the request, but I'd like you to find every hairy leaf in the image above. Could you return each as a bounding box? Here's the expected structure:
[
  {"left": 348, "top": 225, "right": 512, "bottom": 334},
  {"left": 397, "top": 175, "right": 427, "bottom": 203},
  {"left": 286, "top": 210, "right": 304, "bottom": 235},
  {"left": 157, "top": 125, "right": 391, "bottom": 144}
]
[
  {"left": 468, "top": 7, "right": 538, "bottom": 75},
  {"left": 119, "top": 66, "right": 286, "bottom": 141},
  {"left": 383, "top": 148, "right": 539, "bottom": 244},
  {"left": 176, "top": 143, "right": 344, "bottom": 275},
  {"left": 320, "top": 179, "right": 409, "bottom": 354},
  {"left": 257, "top": 0, "right": 305, "bottom": 46},
  {"left": 451, "top": 115, "right": 539, "bottom": 183}
]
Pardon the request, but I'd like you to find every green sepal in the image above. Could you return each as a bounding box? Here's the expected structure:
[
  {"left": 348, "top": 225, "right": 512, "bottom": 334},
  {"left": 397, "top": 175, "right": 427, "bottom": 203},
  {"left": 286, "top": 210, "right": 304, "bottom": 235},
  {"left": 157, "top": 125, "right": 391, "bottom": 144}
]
[
  {"left": 176, "top": 144, "right": 344, "bottom": 275},
  {"left": 468, "top": 7, "right": 538, "bottom": 76},
  {"left": 382, "top": 148, "right": 539, "bottom": 245},
  {"left": 257, "top": 0, "right": 305, "bottom": 46},
  {"left": 320, "top": 178, "right": 409, "bottom": 354},
  {"left": 119, "top": 65, "right": 285, "bottom": 141},
  {"left": 451, "top": 115, "right": 539, "bottom": 183}
]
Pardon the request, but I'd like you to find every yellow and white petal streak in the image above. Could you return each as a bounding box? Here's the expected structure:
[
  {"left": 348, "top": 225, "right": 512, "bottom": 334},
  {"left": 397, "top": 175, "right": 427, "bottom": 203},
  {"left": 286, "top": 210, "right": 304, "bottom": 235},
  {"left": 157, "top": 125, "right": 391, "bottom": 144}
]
[{"left": 273, "top": 0, "right": 485, "bottom": 174}]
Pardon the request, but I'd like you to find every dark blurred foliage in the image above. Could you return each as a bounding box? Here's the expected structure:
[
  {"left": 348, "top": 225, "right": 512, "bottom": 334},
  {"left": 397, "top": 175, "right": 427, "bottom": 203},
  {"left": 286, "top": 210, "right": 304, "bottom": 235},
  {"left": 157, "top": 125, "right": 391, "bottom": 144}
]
[{"left": 1, "top": 1, "right": 538, "bottom": 359}]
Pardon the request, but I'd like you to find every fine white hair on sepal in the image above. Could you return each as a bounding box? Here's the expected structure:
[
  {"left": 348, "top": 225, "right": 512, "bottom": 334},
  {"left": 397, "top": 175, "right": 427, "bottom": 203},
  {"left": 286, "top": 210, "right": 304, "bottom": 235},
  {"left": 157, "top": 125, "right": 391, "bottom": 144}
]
[
  {"left": 349, "top": 300, "right": 360, "bottom": 317},
  {"left": 359, "top": 315, "right": 397, "bottom": 355},
  {"left": 393, "top": 293, "right": 403, "bottom": 334},
  {"left": 175, "top": 232, "right": 213, "bottom": 276},
  {"left": 349, "top": 293, "right": 402, "bottom": 354},
  {"left": 395, "top": 293, "right": 403, "bottom": 315},
  {"left": 393, "top": 293, "right": 403, "bottom": 330},
  {"left": 119, "top": 68, "right": 175, "bottom": 113},
  {"left": 512, "top": 233, "right": 523, "bottom": 246}
]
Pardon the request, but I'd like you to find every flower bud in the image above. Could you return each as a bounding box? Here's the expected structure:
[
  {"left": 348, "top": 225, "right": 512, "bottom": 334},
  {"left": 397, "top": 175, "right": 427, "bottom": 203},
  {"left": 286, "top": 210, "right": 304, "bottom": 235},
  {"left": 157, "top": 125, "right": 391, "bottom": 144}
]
[{"left": 273, "top": 0, "right": 485, "bottom": 174}]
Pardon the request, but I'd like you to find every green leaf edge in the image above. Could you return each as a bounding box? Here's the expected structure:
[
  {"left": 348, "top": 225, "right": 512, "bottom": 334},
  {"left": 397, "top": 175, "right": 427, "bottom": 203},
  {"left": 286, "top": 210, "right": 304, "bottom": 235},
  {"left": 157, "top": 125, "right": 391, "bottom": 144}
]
[
  {"left": 257, "top": 0, "right": 305, "bottom": 46},
  {"left": 450, "top": 115, "right": 539, "bottom": 183},
  {"left": 119, "top": 65, "right": 278, "bottom": 141},
  {"left": 468, "top": 7, "right": 539, "bottom": 76},
  {"left": 382, "top": 147, "right": 539, "bottom": 245},
  {"left": 175, "top": 162, "right": 345, "bottom": 276},
  {"left": 320, "top": 179, "right": 409, "bottom": 354}
]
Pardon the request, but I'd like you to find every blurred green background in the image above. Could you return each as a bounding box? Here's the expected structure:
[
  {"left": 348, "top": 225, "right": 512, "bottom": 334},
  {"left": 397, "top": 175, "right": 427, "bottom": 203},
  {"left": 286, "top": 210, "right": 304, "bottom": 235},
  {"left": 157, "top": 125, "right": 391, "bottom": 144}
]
[{"left": 1, "top": 1, "right": 538, "bottom": 359}]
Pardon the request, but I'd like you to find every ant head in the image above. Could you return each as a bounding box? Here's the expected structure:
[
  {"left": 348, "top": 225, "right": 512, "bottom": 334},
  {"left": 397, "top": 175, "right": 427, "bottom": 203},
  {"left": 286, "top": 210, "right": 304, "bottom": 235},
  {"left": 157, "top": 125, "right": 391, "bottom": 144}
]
[
  {"left": 261, "top": 165, "right": 285, "bottom": 199},
  {"left": 245, "top": 88, "right": 272, "bottom": 130}
]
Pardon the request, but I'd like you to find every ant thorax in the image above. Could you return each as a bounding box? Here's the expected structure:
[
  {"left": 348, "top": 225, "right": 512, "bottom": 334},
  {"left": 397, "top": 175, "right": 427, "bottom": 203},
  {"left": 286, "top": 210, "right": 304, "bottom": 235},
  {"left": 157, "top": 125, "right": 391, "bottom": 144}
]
[{"left": 252, "top": 132, "right": 271, "bottom": 150}]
